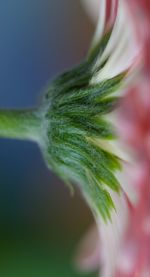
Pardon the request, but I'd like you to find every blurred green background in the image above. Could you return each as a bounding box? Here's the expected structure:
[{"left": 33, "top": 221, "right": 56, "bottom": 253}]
[{"left": 0, "top": 0, "right": 97, "bottom": 276}]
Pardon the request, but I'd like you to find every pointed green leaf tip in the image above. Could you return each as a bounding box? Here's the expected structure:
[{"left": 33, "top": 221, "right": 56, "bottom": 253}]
[{"left": 39, "top": 56, "right": 125, "bottom": 221}]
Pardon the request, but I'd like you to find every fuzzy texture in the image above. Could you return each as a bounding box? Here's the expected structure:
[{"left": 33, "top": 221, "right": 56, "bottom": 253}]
[{"left": 40, "top": 61, "right": 125, "bottom": 221}]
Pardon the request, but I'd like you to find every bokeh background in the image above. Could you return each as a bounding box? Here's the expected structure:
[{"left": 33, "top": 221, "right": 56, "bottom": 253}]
[{"left": 0, "top": 1, "right": 97, "bottom": 276}]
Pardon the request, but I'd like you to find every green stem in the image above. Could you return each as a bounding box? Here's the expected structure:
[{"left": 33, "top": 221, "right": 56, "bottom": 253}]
[{"left": 0, "top": 109, "right": 41, "bottom": 142}]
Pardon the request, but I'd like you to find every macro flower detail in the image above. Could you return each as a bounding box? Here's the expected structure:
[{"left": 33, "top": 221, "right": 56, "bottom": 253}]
[{"left": 0, "top": 0, "right": 148, "bottom": 276}]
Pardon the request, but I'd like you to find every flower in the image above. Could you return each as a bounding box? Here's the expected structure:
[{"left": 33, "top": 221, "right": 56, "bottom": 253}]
[
  {"left": 34, "top": 1, "right": 134, "bottom": 224},
  {"left": 0, "top": 0, "right": 138, "bottom": 221},
  {"left": 39, "top": 0, "right": 141, "bottom": 226},
  {"left": 0, "top": 1, "right": 148, "bottom": 276},
  {"left": 0, "top": 1, "right": 140, "bottom": 221}
]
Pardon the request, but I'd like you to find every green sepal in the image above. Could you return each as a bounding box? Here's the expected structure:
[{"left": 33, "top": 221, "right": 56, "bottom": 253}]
[{"left": 38, "top": 61, "right": 125, "bottom": 221}]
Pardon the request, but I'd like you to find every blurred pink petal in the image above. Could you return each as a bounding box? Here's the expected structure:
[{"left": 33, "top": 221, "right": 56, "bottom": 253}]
[
  {"left": 79, "top": 0, "right": 150, "bottom": 276},
  {"left": 74, "top": 225, "right": 100, "bottom": 273}
]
